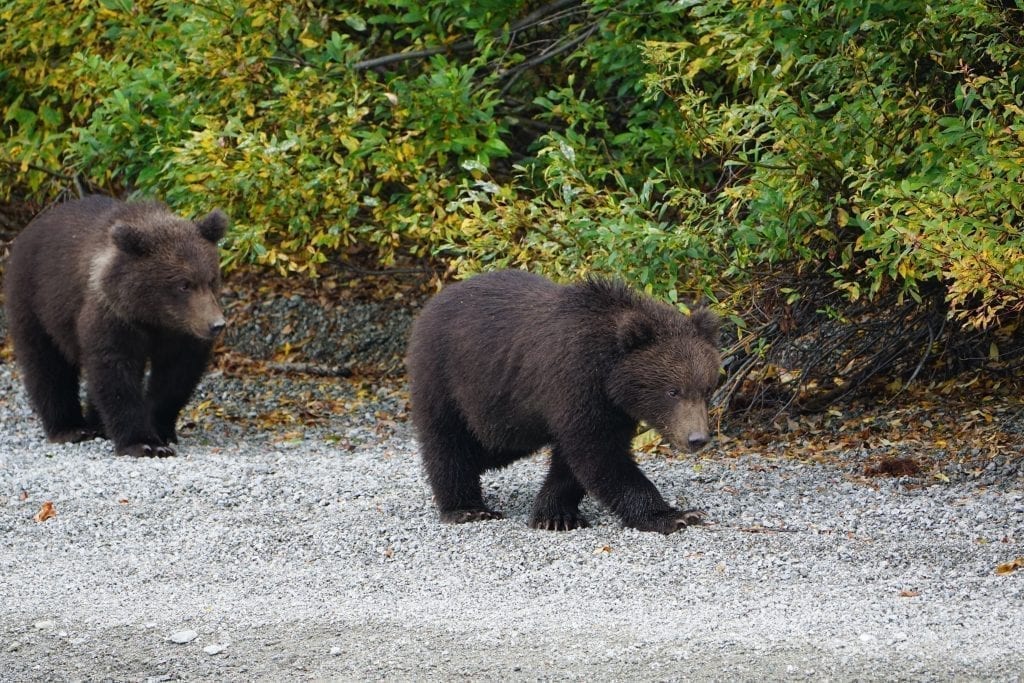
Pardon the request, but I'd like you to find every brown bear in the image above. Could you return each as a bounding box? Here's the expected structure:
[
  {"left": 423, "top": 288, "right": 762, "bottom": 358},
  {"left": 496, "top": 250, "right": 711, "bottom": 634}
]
[
  {"left": 406, "top": 269, "right": 721, "bottom": 534},
  {"left": 3, "top": 195, "right": 227, "bottom": 457}
]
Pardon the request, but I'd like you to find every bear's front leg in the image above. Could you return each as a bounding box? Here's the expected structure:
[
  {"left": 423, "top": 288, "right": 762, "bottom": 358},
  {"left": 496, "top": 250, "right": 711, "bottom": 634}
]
[
  {"left": 82, "top": 330, "right": 174, "bottom": 457},
  {"left": 561, "top": 432, "right": 700, "bottom": 535},
  {"left": 147, "top": 336, "right": 215, "bottom": 446}
]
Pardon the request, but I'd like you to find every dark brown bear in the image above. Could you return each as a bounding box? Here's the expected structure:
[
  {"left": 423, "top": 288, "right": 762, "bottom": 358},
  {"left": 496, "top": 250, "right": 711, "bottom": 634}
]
[
  {"left": 406, "top": 269, "right": 721, "bottom": 534},
  {"left": 4, "top": 195, "right": 227, "bottom": 457}
]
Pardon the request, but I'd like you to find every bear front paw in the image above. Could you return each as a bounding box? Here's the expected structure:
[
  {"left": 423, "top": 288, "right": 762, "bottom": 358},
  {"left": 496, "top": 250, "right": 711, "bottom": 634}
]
[
  {"left": 117, "top": 442, "right": 176, "bottom": 458},
  {"left": 439, "top": 508, "right": 503, "bottom": 524},
  {"left": 630, "top": 507, "right": 708, "bottom": 534},
  {"left": 529, "top": 512, "right": 590, "bottom": 531}
]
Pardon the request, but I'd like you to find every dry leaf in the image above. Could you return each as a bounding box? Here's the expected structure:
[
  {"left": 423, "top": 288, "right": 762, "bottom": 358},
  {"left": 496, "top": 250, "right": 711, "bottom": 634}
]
[
  {"left": 995, "top": 557, "right": 1024, "bottom": 575},
  {"left": 19, "top": 490, "right": 29, "bottom": 501},
  {"left": 593, "top": 545, "right": 613, "bottom": 555},
  {"left": 34, "top": 501, "right": 56, "bottom": 523},
  {"left": 899, "top": 589, "right": 920, "bottom": 597}
]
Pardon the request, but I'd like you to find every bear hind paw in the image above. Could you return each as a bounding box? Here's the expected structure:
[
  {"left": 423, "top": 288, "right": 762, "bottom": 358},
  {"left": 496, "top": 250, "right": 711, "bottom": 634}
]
[{"left": 48, "top": 427, "right": 104, "bottom": 444}]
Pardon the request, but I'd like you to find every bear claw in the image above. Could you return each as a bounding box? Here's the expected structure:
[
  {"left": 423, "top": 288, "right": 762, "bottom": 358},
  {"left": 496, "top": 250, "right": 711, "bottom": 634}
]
[
  {"left": 118, "top": 443, "right": 176, "bottom": 458},
  {"left": 529, "top": 515, "right": 590, "bottom": 531},
  {"left": 632, "top": 507, "right": 708, "bottom": 534},
  {"left": 679, "top": 508, "right": 707, "bottom": 526},
  {"left": 440, "top": 508, "right": 502, "bottom": 524}
]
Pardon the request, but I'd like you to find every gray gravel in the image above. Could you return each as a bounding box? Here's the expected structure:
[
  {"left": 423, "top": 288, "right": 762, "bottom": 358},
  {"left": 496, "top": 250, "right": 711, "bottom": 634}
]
[{"left": 1, "top": 361, "right": 1023, "bottom": 682}]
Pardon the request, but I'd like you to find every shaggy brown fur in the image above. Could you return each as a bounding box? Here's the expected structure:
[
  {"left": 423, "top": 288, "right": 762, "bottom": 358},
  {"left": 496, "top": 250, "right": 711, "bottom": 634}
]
[
  {"left": 4, "top": 195, "right": 227, "bottom": 457},
  {"left": 406, "top": 270, "right": 721, "bottom": 534}
]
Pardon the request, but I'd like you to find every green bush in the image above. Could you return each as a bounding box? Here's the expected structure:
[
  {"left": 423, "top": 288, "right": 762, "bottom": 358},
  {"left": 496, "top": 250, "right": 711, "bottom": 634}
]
[
  {"left": 2, "top": 0, "right": 1022, "bottom": 336},
  {"left": 1, "top": 0, "right": 517, "bottom": 272},
  {"left": 449, "top": 0, "right": 1024, "bottom": 331}
]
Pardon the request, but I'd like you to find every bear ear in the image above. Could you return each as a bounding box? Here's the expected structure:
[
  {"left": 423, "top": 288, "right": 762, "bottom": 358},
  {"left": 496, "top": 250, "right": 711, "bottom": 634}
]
[
  {"left": 197, "top": 209, "right": 228, "bottom": 243},
  {"left": 111, "top": 222, "right": 152, "bottom": 256},
  {"left": 616, "top": 311, "right": 655, "bottom": 353},
  {"left": 689, "top": 308, "right": 720, "bottom": 347}
]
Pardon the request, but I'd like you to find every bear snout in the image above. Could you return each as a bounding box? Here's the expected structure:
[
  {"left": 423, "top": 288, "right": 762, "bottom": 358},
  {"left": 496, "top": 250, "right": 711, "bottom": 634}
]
[
  {"left": 184, "top": 292, "right": 226, "bottom": 340},
  {"left": 669, "top": 400, "right": 711, "bottom": 453},
  {"left": 686, "top": 431, "right": 709, "bottom": 452}
]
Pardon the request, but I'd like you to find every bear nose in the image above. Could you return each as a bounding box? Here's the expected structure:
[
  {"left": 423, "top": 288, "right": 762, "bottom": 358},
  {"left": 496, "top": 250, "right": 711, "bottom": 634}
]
[
  {"left": 687, "top": 432, "right": 709, "bottom": 452},
  {"left": 209, "top": 320, "right": 226, "bottom": 336}
]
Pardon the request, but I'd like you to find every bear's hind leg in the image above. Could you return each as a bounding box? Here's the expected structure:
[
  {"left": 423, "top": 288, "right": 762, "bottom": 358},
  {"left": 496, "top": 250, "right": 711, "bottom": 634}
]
[
  {"left": 10, "top": 322, "right": 90, "bottom": 442},
  {"left": 418, "top": 409, "right": 501, "bottom": 524},
  {"left": 530, "top": 449, "right": 588, "bottom": 531}
]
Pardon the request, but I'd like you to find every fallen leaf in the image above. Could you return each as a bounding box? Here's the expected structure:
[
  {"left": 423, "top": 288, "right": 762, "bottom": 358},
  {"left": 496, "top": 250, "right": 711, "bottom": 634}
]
[
  {"left": 593, "top": 545, "right": 613, "bottom": 555},
  {"left": 34, "top": 501, "right": 56, "bottom": 523},
  {"left": 899, "top": 589, "right": 920, "bottom": 597},
  {"left": 19, "top": 490, "right": 29, "bottom": 501},
  {"left": 995, "top": 557, "right": 1024, "bottom": 575}
]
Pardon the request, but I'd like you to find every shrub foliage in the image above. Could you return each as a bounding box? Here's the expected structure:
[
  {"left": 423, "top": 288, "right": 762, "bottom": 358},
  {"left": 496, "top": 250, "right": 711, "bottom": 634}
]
[{"left": 2, "top": 0, "right": 1023, "bottom": 405}]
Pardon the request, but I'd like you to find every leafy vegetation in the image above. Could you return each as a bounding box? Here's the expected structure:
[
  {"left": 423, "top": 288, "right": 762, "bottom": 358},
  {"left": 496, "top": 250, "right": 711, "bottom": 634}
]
[{"left": 2, "top": 0, "right": 1023, "bottom": 408}]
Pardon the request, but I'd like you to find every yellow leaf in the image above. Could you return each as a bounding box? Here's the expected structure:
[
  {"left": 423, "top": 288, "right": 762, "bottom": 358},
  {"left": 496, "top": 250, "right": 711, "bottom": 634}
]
[
  {"left": 632, "top": 428, "right": 662, "bottom": 452},
  {"left": 836, "top": 207, "right": 849, "bottom": 227},
  {"left": 34, "top": 501, "right": 56, "bottom": 523},
  {"left": 995, "top": 557, "right": 1024, "bottom": 575}
]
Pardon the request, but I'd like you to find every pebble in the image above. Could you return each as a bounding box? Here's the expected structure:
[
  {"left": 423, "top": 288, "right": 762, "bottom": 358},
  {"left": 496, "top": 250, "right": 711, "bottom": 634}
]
[
  {"left": 203, "top": 643, "right": 227, "bottom": 655},
  {"left": 169, "top": 630, "right": 199, "bottom": 645},
  {"left": 1, "top": 351, "right": 1023, "bottom": 680}
]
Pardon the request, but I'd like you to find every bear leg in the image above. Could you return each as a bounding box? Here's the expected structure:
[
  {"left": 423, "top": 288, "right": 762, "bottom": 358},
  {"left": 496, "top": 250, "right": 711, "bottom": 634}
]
[
  {"left": 146, "top": 337, "right": 214, "bottom": 445},
  {"left": 84, "top": 347, "right": 174, "bottom": 457},
  {"left": 560, "top": 433, "right": 697, "bottom": 534},
  {"left": 530, "top": 450, "right": 588, "bottom": 531},
  {"left": 419, "top": 410, "right": 501, "bottom": 523},
  {"left": 9, "top": 320, "right": 91, "bottom": 442}
]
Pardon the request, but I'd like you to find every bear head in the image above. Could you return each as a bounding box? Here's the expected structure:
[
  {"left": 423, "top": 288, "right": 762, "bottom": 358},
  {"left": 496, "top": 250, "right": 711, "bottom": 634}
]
[
  {"left": 91, "top": 205, "right": 228, "bottom": 340},
  {"left": 606, "top": 304, "right": 721, "bottom": 453}
]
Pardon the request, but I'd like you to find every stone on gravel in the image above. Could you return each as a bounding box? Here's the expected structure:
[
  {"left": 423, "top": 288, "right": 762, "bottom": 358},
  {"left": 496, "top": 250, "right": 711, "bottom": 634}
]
[{"left": 169, "top": 630, "right": 199, "bottom": 645}]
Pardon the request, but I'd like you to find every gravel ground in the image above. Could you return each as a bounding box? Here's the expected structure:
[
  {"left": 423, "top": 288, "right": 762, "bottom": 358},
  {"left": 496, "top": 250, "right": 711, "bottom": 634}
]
[{"left": 1, "top": 354, "right": 1023, "bottom": 682}]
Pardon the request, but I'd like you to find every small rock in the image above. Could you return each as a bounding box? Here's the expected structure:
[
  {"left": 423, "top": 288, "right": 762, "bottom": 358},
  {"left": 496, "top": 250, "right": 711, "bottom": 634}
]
[
  {"left": 859, "top": 633, "right": 876, "bottom": 643},
  {"left": 169, "top": 630, "right": 199, "bottom": 644},
  {"left": 203, "top": 643, "right": 227, "bottom": 655},
  {"left": 33, "top": 620, "right": 55, "bottom": 630},
  {"left": 329, "top": 646, "right": 342, "bottom": 656}
]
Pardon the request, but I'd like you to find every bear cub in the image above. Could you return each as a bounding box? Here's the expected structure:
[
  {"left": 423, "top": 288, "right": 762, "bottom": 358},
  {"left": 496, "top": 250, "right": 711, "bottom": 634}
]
[
  {"left": 406, "top": 269, "right": 721, "bottom": 534},
  {"left": 4, "top": 195, "right": 227, "bottom": 457}
]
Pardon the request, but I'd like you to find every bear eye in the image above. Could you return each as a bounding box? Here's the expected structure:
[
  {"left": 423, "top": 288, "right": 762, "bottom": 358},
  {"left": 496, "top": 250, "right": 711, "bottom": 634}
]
[
  {"left": 667, "top": 388, "right": 680, "bottom": 398},
  {"left": 178, "top": 281, "right": 192, "bottom": 292}
]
